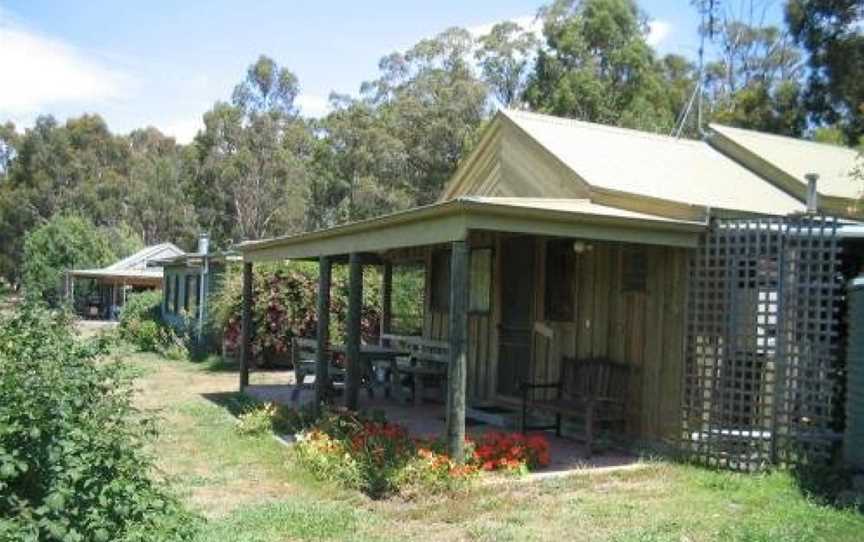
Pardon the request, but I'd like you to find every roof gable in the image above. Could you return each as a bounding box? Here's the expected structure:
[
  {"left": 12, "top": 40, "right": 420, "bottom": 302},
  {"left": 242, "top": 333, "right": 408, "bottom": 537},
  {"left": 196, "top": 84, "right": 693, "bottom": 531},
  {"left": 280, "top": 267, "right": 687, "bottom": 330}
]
[
  {"left": 708, "top": 123, "right": 862, "bottom": 206},
  {"left": 105, "top": 243, "right": 184, "bottom": 271},
  {"left": 442, "top": 109, "right": 807, "bottom": 219}
]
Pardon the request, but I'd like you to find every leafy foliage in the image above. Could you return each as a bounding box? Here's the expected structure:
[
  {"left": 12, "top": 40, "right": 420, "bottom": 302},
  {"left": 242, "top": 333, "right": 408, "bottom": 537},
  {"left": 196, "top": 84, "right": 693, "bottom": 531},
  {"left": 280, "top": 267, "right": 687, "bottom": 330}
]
[
  {"left": 524, "top": 0, "right": 679, "bottom": 133},
  {"left": 210, "top": 262, "right": 382, "bottom": 366},
  {"left": 0, "top": 303, "right": 197, "bottom": 541},
  {"left": 119, "top": 291, "right": 189, "bottom": 358},
  {"left": 786, "top": 0, "right": 864, "bottom": 143},
  {"left": 22, "top": 215, "right": 124, "bottom": 304}
]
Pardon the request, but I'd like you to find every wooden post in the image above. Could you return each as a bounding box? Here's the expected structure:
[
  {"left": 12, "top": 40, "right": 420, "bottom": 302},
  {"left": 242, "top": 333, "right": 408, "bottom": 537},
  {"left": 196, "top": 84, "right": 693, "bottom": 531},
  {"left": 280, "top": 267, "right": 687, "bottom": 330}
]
[
  {"left": 345, "top": 253, "right": 363, "bottom": 410},
  {"left": 240, "top": 261, "right": 253, "bottom": 391},
  {"left": 380, "top": 261, "right": 392, "bottom": 340},
  {"left": 314, "top": 256, "right": 332, "bottom": 414},
  {"left": 446, "top": 240, "right": 469, "bottom": 462}
]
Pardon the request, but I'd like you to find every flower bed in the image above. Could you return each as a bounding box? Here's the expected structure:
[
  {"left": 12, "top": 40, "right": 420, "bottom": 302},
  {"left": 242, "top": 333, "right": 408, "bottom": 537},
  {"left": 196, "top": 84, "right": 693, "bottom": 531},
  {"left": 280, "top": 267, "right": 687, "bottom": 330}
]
[{"left": 289, "top": 407, "right": 551, "bottom": 498}]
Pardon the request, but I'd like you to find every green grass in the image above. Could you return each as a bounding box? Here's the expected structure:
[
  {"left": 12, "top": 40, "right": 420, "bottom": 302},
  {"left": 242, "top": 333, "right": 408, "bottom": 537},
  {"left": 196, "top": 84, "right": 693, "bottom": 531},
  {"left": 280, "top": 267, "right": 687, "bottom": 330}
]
[{"left": 129, "top": 351, "right": 864, "bottom": 542}]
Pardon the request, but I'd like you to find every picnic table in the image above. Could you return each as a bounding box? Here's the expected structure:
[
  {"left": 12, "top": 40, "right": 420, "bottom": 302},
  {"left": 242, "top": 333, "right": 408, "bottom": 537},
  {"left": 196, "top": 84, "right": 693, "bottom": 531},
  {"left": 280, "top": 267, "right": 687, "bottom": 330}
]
[{"left": 330, "top": 343, "right": 410, "bottom": 399}]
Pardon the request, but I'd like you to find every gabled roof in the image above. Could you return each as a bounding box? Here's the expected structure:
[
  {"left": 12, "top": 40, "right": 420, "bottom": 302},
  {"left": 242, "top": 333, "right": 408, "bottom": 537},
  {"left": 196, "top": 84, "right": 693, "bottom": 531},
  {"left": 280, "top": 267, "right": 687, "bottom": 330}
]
[
  {"left": 708, "top": 123, "right": 862, "bottom": 202},
  {"left": 71, "top": 243, "right": 185, "bottom": 282},
  {"left": 442, "top": 109, "right": 808, "bottom": 219},
  {"left": 104, "top": 243, "right": 184, "bottom": 271}
]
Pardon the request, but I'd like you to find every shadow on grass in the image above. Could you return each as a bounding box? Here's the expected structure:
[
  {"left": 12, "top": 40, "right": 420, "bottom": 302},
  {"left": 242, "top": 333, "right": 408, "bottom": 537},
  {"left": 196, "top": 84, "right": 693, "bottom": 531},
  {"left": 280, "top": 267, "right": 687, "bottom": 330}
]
[
  {"left": 187, "top": 353, "right": 241, "bottom": 373},
  {"left": 201, "top": 391, "right": 260, "bottom": 417}
]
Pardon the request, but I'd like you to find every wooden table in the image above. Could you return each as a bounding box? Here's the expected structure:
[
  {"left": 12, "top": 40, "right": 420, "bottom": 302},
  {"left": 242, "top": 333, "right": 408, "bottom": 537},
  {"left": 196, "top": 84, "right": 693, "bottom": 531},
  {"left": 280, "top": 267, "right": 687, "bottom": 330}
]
[{"left": 330, "top": 344, "right": 409, "bottom": 399}]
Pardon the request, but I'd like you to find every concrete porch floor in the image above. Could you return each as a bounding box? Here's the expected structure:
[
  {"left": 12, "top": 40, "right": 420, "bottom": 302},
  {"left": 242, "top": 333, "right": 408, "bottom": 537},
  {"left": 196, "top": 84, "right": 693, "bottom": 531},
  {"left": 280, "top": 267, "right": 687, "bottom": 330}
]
[{"left": 245, "top": 374, "right": 639, "bottom": 476}]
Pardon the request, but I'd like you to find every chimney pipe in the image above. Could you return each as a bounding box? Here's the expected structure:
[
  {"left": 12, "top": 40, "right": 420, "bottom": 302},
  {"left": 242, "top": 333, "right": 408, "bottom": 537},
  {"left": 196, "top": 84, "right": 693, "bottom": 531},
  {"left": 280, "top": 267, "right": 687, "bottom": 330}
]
[
  {"left": 197, "top": 232, "right": 210, "bottom": 255},
  {"left": 805, "top": 173, "right": 819, "bottom": 214}
]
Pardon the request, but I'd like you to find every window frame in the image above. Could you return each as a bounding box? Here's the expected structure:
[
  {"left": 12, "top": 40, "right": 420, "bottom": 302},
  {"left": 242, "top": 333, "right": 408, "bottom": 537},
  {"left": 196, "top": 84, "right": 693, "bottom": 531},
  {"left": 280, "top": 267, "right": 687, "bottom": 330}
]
[
  {"left": 544, "top": 239, "right": 576, "bottom": 322},
  {"left": 468, "top": 247, "right": 493, "bottom": 314}
]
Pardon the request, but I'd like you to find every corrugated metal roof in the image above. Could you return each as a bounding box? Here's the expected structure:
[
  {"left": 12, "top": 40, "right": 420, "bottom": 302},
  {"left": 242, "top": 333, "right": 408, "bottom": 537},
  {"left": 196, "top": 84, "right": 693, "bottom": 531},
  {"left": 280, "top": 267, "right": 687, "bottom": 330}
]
[
  {"left": 710, "top": 123, "right": 862, "bottom": 200},
  {"left": 502, "top": 109, "right": 807, "bottom": 216},
  {"left": 104, "top": 243, "right": 184, "bottom": 271},
  {"left": 72, "top": 243, "right": 184, "bottom": 280}
]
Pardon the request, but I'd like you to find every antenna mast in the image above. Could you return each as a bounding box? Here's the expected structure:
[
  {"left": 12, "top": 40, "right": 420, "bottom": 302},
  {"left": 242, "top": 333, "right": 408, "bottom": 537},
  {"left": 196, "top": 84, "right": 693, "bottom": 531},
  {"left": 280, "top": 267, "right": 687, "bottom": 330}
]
[{"left": 672, "top": 0, "right": 717, "bottom": 138}]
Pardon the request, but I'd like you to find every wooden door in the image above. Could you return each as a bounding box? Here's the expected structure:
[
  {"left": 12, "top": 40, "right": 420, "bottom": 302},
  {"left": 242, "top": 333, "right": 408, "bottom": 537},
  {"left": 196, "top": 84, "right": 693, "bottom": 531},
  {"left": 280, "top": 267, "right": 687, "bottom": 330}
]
[{"left": 497, "top": 237, "right": 535, "bottom": 397}]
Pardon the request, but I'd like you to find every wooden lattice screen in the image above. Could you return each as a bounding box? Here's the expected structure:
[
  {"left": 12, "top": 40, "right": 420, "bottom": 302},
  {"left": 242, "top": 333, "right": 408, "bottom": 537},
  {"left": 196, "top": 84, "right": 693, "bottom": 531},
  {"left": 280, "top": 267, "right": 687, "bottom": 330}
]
[{"left": 682, "top": 215, "right": 843, "bottom": 470}]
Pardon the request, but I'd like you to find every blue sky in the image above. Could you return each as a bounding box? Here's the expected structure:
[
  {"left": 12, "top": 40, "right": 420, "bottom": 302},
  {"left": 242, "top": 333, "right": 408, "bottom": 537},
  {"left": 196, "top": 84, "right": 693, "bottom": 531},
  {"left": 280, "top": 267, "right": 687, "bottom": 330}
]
[{"left": 0, "top": 1, "right": 784, "bottom": 143}]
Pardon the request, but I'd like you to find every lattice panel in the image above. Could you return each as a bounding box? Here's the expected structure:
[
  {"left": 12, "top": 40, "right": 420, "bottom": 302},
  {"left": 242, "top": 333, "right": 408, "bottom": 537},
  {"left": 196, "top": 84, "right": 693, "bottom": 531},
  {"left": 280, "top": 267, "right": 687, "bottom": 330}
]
[{"left": 682, "top": 215, "right": 842, "bottom": 471}]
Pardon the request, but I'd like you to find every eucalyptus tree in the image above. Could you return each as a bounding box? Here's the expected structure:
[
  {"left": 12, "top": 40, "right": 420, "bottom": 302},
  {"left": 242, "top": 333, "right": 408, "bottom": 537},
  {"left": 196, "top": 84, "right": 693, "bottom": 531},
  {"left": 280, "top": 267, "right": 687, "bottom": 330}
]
[
  {"left": 476, "top": 21, "right": 539, "bottom": 108},
  {"left": 524, "top": 0, "right": 678, "bottom": 133},
  {"left": 786, "top": 0, "right": 864, "bottom": 143},
  {"left": 193, "top": 56, "right": 315, "bottom": 244}
]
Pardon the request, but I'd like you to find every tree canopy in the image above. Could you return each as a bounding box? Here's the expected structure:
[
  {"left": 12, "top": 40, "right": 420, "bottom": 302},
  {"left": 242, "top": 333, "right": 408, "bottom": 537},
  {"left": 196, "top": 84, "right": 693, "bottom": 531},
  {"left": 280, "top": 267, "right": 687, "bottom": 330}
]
[{"left": 2, "top": 0, "right": 861, "bottom": 292}]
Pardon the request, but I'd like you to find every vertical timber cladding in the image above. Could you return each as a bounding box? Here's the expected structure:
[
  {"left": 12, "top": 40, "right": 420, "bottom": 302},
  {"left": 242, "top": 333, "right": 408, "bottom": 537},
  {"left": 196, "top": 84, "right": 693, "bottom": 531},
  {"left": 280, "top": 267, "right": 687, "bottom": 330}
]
[
  {"left": 423, "top": 231, "right": 498, "bottom": 402},
  {"left": 683, "top": 215, "right": 842, "bottom": 471}
]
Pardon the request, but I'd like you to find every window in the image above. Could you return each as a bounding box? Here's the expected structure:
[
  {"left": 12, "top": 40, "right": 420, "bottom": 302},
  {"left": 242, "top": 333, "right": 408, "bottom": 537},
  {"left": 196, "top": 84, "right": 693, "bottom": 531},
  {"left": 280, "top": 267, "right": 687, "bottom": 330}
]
[
  {"left": 172, "top": 275, "right": 180, "bottom": 314},
  {"left": 164, "top": 274, "right": 171, "bottom": 311},
  {"left": 184, "top": 275, "right": 192, "bottom": 313},
  {"left": 430, "top": 250, "right": 450, "bottom": 311},
  {"left": 469, "top": 248, "right": 492, "bottom": 313},
  {"left": 544, "top": 240, "right": 575, "bottom": 321},
  {"left": 622, "top": 248, "right": 648, "bottom": 293},
  {"left": 194, "top": 275, "right": 201, "bottom": 316}
]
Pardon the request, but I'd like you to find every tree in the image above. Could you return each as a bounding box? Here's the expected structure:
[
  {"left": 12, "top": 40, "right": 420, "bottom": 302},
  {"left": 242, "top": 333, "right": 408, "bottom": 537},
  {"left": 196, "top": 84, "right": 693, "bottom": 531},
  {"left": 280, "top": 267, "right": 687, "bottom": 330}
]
[
  {"left": 786, "top": 0, "right": 864, "bottom": 143},
  {"left": 231, "top": 55, "right": 300, "bottom": 117},
  {"left": 360, "top": 27, "right": 489, "bottom": 206},
  {"left": 127, "top": 127, "right": 199, "bottom": 246},
  {"left": 701, "top": 3, "right": 806, "bottom": 136},
  {"left": 524, "top": 0, "right": 678, "bottom": 133},
  {"left": 0, "top": 121, "right": 16, "bottom": 181},
  {"left": 22, "top": 215, "right": 116, "bottom": 304},
  {"left": 193, "top": 57, "right": 315, "bottom": 243},
  {"left": 476, "top": 21, "right": 539, "bottom": 107}
]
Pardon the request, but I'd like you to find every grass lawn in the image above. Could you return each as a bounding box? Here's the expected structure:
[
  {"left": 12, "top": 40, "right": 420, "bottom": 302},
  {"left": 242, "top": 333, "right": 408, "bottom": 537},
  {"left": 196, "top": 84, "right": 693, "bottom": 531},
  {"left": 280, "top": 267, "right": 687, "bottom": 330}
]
[{"left": 129, "top": 350, "right": 864, "bottom": 542}]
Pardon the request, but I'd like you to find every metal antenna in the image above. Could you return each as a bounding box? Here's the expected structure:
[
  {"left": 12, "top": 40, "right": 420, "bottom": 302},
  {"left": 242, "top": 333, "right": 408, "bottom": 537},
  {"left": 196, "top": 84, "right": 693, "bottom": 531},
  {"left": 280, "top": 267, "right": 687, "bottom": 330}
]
[{"left": 672, "top": 0, "right": 716, "bottom": 138}]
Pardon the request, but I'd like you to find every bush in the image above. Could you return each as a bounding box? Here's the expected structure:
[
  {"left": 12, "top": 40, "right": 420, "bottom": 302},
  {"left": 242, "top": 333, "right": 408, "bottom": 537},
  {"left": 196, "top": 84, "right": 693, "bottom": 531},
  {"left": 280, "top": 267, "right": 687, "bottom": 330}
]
[
  {"left": 119, "top": 291, "right": 188, "bottom": 359},
  {"left": 0, "top": 303, "right": 197, "bottom": 541},
  {"left": 210, "top": 262, "right": 382, "bottom": 367},
  {"left": 22, "top": 215, "right": 142, "bottom": 305}
]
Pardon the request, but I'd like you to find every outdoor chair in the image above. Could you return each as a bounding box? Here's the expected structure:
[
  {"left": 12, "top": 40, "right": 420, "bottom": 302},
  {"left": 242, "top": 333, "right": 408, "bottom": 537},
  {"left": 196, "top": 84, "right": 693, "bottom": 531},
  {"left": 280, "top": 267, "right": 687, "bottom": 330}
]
[
  {"left": 290, "top": 337, "right": 344, "bottom": 401},
  {"left": 520, "top": 357, "right": 633, "bottom": 457}
]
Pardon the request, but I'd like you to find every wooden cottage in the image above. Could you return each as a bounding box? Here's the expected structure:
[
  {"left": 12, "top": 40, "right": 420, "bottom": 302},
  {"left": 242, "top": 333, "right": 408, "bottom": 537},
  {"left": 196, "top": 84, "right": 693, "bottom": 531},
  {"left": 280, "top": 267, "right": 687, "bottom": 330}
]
[
  {"left": 235, "top": 110, "right": 863, "bottom": 458},
  {"left": 156, "top": 234, "right": 240, "bottom": 346},
  {"left": 67, "top": 243, "right": 183, "bottom": 320}
]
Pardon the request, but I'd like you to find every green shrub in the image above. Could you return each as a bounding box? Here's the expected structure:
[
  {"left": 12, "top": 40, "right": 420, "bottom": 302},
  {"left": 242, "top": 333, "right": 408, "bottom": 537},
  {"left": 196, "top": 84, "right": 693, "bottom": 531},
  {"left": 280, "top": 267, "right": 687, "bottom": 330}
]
[
  {"left": 119, "top": 291, "right": 189, "bottom": 359},
  {"left": 0, "top": 303, "right": 198, "bottom": 541},
  {"left": 209, "top": 262, "right": 382, "bottom": 367},
  {"left": 22, "top": 215, "right": 142, "bottom": 305}
]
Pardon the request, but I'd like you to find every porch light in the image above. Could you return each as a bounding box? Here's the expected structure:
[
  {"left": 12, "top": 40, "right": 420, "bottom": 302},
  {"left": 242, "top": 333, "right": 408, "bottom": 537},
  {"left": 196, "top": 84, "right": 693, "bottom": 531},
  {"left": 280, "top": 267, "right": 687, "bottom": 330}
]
[{"left": 572, "top": 241, "right": 593, "bottom": 254}]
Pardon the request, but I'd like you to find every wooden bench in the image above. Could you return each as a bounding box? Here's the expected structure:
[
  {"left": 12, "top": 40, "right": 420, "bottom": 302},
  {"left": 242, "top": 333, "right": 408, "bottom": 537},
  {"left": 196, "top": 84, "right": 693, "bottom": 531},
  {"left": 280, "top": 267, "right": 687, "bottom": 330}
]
[
  {"left": 380, "top": 334, "right": 449, "bottom": 405},
  {"left": 291, "top": 337, "right": 345, "bottom": 402},
  {"left": 520, "top": 357, "right": 633, "bottom": 456}
]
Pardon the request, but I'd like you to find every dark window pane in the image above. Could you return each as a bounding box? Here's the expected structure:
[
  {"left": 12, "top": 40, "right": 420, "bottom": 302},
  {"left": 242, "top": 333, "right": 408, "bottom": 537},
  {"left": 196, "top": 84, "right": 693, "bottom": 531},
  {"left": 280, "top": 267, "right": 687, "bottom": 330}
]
[
  {"left": 430, "top": 250, "right": 450, "bottom": 311},
  {"left": 545, "top": 240, "right": 575, "bottom": 321},
  {"left": 623, "top": 247, "right": 648, "bottom": 293}
]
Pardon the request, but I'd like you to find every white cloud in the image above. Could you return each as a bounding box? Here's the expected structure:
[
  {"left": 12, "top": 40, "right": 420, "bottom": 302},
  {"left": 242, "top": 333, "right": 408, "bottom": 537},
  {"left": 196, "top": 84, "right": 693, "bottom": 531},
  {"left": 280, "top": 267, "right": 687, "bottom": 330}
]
[
  {"left": 160, "top": 116, "right": 202, "bottom": 144},
  {"left": 646, "top": 20, "right": 672, "bottom": 47},
  {"left": 296, "top": 93, "right": 331, "bottom": 118},
  {"left": 0, "top": 14, "right": 130, "bottom": 117},
  {"left": 467, "top": 14, "right": 672, "bottom": 50},
  {"left": 467, "top": 14, "right": 542, "bottom": 40}
]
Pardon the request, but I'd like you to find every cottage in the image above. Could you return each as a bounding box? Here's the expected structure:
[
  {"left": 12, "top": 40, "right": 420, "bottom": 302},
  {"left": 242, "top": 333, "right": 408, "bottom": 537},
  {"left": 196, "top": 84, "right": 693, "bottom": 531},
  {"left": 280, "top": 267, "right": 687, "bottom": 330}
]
[
  {"left": 67, "top": 243, "right": 184, "bottom": 320},
  {"left": 235, "top": 109, "right": 863, "bottom": 464},
  {"left": 155, "top": 234, "right": 240, "bottom": 346}
]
